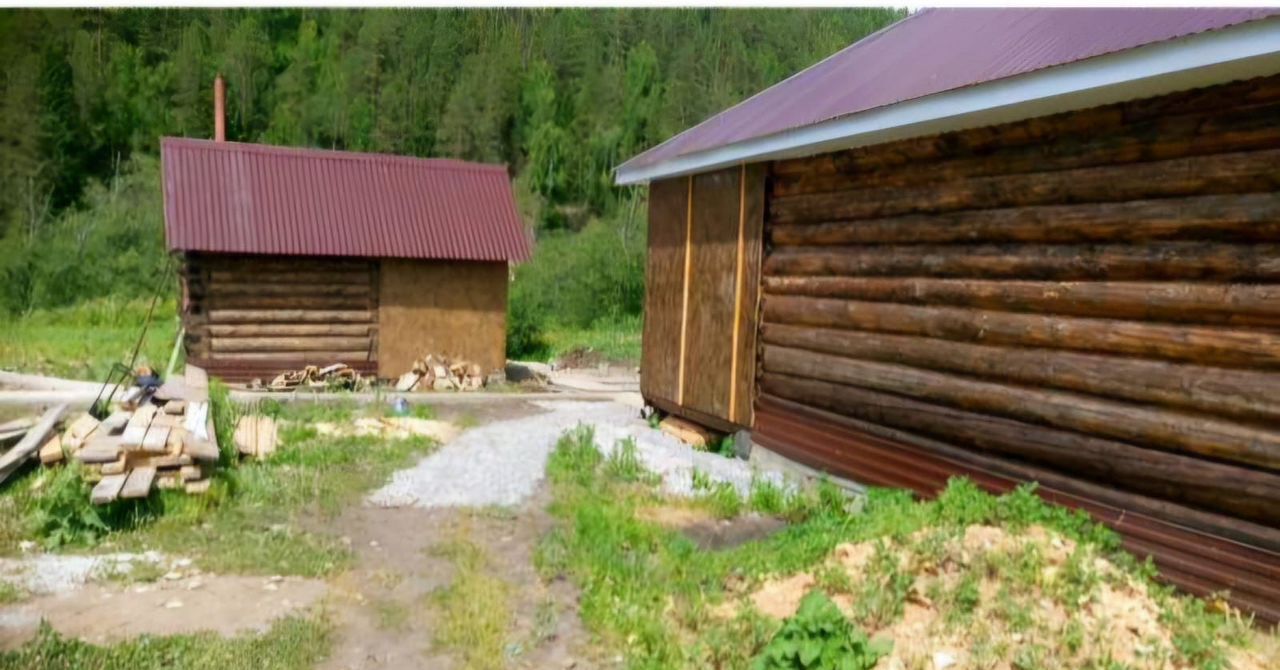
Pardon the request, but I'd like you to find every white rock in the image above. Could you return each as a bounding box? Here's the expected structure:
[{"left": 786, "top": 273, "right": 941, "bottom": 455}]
[
  {"left": 163, "top": 599, "right": 184, "bottom": 609},
  {"left": 933, "top": 651, "right": 957, "bottom": 670}
]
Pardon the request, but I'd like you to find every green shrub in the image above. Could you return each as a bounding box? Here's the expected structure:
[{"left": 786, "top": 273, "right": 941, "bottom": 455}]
[
  {"left": 753, "top": 590, "right": 890, "bottom": 670},
  {"left": 26, "top": 463, "right": 110, "bottom": 548},
  {"left": 506, "top": 294, "right": 550, "bottom": 360}
]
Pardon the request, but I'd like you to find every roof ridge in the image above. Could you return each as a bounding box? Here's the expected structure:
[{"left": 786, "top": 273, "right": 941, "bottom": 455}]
[{"left": 160, "top": 137, "right": 508, "bottom": 173}]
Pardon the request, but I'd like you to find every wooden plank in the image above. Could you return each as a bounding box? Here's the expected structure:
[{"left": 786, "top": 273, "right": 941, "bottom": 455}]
[
  {"left": 640, "top": 177, "right": 690, "bottom": 405},
  {"left": 119, "top": 405, "right": 159, "bottom": 449},
  {"left": 163, "top": 400, "right": 187, "bottom": 415},
  {"left": 762, "top": 345, "right": 1280, "bottom": 470},
  {"left": 90, "top": 474, "right": 128, "bottom": 505},
  {"left": 98, "top": 410, "right": 131, "bottom": 435},
  {"left": 139, "top": 425, "right": 172, "bottom": 454},
  {"left": 659, "top": 416, "right": 713, "bottom": 449},
  {"left": 206, "top": 309, "right": 374, "bottom": 324},
  {"left": 762, "top": 295, "right": 1280, "bottom": 369},
  {"left": 0, "top": 404, "right": 67, "bottom": 485},
  {"left": 120, "top": 467, "right": 156, "bottom": 499},
  {"left": 233, "top": 415, "right": 278, "bottom": 459},
  {"left": 761, "top": 276, "right": 1280, "bottom": 329},
  {"left": 761, "top": 323, "right": 1280, "bottom": 424},
  {"left": 185, "top": 478, "right": 212, "bottom": 495},
  {"left": 76, "top": 435, "right": 124, "bottom": 464},
  {"left": 732, "top": 162, "right": 766, "bottom": 425},
  {"left": 38, "top": 434, "right": 64, "bottom": 465}
]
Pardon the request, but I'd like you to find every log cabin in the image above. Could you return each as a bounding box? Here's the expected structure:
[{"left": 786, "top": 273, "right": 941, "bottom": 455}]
[
  {"left": 161, "top": 81, "right": 530, "bottom": 383},
  {"left": 615, "top": 8, "right": 1280, "bottom": 621}
]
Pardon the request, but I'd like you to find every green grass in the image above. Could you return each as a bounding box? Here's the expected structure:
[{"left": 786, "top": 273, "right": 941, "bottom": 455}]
[
  {"left": 0, "top": 296, "right": 180, "bottom": 381},
  {"left": 0, "top": 616, "right": 330, "bottom": 670},
  {"left": 431, "top": 525, "right": 513, "bottom": 670},
  {"left": 542, "top": 314, "right": 641, "bottom": 364},
  {"left": 535, "top": 425, "right": 1267, "bottom": 670}
]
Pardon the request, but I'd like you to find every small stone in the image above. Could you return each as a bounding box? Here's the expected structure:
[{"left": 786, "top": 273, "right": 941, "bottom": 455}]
[
  {"left": 933, "top": 651, "right": 956, "bottom": 670},
  {"left": 186, "top": 579, "right": 203, "bottom": 591},
  {"left": 369, "top": 540, "right": 380, "bottom": 548},
  {"left": 163, "top": 599, "right": 183, "bottom": 609},
  {"left": 269, "top": 524, "right": 288, "bottom": 534},
  {"left": 163, "top": 571, "right": 183, "bottom": 581},
  {"left": 263, "top": 582, "right": 279, "bottom": 591},
  {"left": 269, "top": 575, "right": 284, "bottom": 583},
  {"left": 174, "top": 558, "right": 193, "bottom": 568},
  {"left": 341, "top": 536, "right": 352, "bottom": 546},
  {"left": 18, "top": 541, "right": 36, "bottom": 553}
]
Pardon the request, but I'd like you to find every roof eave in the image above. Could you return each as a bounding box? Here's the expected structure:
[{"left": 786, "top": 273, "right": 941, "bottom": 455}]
[{"left": 615, "top": 16, "right": 1280, "bottom": 186}]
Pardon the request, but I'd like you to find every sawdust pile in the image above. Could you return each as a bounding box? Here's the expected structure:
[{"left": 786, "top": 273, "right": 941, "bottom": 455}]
[{"left": 715, "top": 525, "right": 1272, "bottom": 670}]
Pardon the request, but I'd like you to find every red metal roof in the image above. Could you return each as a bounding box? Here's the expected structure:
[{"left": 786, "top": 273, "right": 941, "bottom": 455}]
[
  {"left": 162, "top": 138, "right": 531, "bottom": 262},
  {"left": 620, "top": 8, "right": 1280, "bottom": 173}
]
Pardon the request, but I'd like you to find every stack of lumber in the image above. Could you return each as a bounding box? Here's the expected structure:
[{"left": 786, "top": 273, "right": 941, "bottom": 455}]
[
  {"left": 258, "top": 363, "right": 367, "bottom": 391},
  {"left": 1, "top": 365, "right": 222, "bottom": 505},
  {"left": 234, "top": 414, "right": 279, "bottom": 461},
  {"left": 395, "top": 354, "right": 485, "bottom": 392}
]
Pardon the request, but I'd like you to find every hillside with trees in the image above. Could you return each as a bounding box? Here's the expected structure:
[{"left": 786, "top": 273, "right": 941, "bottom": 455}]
[{"left": 0, "top": 7, "right": 904, "bottom": 355}]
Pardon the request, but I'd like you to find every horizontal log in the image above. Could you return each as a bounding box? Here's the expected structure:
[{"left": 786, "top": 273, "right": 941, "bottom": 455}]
[
  {"left": 771, "top": 75, "right": 1280, "bottom": 177},
  {"left": 772, "top": 101, "right": 1280, "bottom": 196},
  {"left": 191, "top": 256, "right": 371, "bottom": 273},
  {"left": 760, "top": 373, "right": 1280, "bottom": 524},
  {"left": 760, "top": 324, "right": 1280, "bottom": 424},
  {"left": 761, "top": 276, "right": 1280, "bottom": 329},
  {"left": 197, "top": 283, "right": 371, "bottom": 298},
  {"left": 762, "top": 345, "right": 1280, "bottom": 470},
  {"left": 769, "top": 193, "right": 1280, "bottom": 246},
  {"left": 210, "top": 337, "right": 372, "bottom": 353},
  {"left": 207, "top": 309, "right": 374, "bottom": 324},
  {"left": 206, "top": 324, "right": 373, "bottom": 337},
  {"left": 762, "top": 295, "right": 1280, "bottom": 369},
  {"left": 206, "top": 270, "right": 373, "bottom": 286},
  {"left": 769, "top": 148, "right": 1280, "bottom": 224},
  {"left": 205, "top": 295, "right": 372, "bottom": 310},
  {"left": 762, "top": 243, "right": 1280, "bottom": 281},
  {"left": 756, "top": 393, "right": 1280, "bottom": 555},
  {"left": 205, "top": 350, "right": 372, "bottom": 361}
]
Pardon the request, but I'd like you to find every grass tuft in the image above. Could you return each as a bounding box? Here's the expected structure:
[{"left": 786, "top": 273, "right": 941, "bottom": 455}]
[{"left": 432, "top": 527, "right": 513, "bottom": 670}]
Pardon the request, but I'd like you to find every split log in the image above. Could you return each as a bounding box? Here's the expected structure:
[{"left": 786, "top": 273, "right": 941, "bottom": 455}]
[
  {"left": 769, "top": 193, "right": 1280, "bottom": 246},
  {"left": 206, "top": 324, "right": 372, "bottom": 337},
  {"left": 756, "top": 393, "right": 1280, "bottom": 554},
  {"left": 207, "top": 309, "right": 373, "bottom": 324},
  {"left": 761, "top": 276, "right": 1280, "bottom": 329},
  {"left": 761, "top": 345, "right": 1280, "bottom": 470},
  {"left": 0, "top": 404, "right": 67, "bottom": 485},
  {"left": 208, "top": 270, "right": 371, "bottom": 286},
  {"left": 769, "top": 148, "right": 1280, "bottom": 224},
  {"left": 206, "top": 295, "right": 370, "bottom": 310},
  {"left": 771, "top": 102, "right": 1280, "bottom": 196},
  {"left": 760, "top": 373, "right": 1280, "bottom": 524},
  {"left": 204, "top": 350, "right": 371, "bottom": 361},
  {"left": 209, "top": 336, "right": 373, "bottom": 353},
  {"left": 762, "top": 242, "right": 1280, "bottom": 281},
  {"left": 762, "top": 295, "right": 1280, "bottom": 369},
  {"left": 760, "top": 324, "right": 1280, "bottom": 424}
]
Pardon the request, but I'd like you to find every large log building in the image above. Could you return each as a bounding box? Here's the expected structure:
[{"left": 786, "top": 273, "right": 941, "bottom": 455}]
[
  {"left": 616, "top": 8, "right": 1280, "bottom": 620},
  {"left": 161, "top": 136, "right": 530, "bottom": 383}
]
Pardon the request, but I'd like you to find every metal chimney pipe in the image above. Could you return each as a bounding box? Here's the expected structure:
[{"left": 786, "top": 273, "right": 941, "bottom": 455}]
[{"left": 214, "top": 73, "right": 226, "bottom": 142}]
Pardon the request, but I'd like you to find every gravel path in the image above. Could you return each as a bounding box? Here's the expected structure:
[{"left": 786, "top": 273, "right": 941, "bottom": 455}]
[
  {"left": 367, "top": 400, "right": 785, "bottom": 509},
  {"left": 0, "top": 551, "right": 168, "bottom": 595}
]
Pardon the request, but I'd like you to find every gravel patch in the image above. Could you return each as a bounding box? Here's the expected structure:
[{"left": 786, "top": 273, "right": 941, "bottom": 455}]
[
  {"left": 368, "top": 400, "right": 786, "bottom": 509},
  {"left": 0, "top": 550, "right": 167, "bottom": 595}
]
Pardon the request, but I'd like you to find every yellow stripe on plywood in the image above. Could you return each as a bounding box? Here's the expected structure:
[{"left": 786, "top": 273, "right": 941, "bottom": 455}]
[{"left": 677, "top": 175, "right": 694, "bottom": 406}]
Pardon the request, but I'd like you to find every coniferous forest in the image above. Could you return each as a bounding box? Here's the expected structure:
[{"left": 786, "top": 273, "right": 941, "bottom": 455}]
[{"left": 0, "top": 8, "right": 903, "bottom": 354}]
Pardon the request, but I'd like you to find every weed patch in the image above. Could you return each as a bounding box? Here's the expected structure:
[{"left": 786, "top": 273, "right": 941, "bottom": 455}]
[{"left": 432, "top": 526, "right": 513, "bottom": 670}]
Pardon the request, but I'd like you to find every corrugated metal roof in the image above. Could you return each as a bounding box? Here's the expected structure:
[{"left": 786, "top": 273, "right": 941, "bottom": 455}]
[
  {"left": 620, "top": 8, "right": 1280, "bottom": 173},
  {"left": 162, "top": 138, "right": 531, "bottom": 262}
]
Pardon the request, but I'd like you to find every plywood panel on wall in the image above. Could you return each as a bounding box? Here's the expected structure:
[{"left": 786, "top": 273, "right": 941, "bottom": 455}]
[
  {"left": 683, "top": 167, "right": 742, "bottom": 419},
  {"left": 641, "top": 177, "right": 691, "bottom": 404},
  {"left": 377, "top": 260, "right": 508, "bottom": 377}
]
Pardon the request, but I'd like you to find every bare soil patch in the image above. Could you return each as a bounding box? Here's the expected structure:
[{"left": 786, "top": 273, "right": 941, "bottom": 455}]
[
  {"left": 0, "top": 573, "right": 326, "bottom": 649},
  {"left": 638, "top": 504, "right": 787, "bottom": 551}
]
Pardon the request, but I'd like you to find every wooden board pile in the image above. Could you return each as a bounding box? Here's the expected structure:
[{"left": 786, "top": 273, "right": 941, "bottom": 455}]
[
  {"left": 257, "top": 363, "right": 367, "bottom": 392},
  {"left": 5, "top": 365, "right": 222, "bottom": 505},
  {"left": 394, "top": 354, "right": 485, "bottom": 392}
]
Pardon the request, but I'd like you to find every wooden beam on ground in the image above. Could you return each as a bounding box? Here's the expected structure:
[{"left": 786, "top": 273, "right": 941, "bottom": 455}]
[{"left": 0, "top": 404, "right": 67, "bottom": 486}]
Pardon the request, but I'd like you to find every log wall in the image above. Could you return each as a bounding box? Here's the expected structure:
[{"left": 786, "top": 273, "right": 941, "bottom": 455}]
[
  {"left": 182, "top": 253, "right": 379, "bottom": 382},
  {"left": 755, "top": 75, "right": 1280, "bottom": 618}
]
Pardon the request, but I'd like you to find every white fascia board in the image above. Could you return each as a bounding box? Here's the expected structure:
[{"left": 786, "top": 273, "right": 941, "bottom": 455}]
[{"left": 615, "top": 16, "right": 1280, "bottom": 186}]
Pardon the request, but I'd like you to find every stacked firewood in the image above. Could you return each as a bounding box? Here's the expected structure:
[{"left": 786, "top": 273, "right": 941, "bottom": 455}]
[
  {"left": 257, "top": 363, "right": 367, "bottom": 392},
  {"left": 395, "top": 355, "right": 485, "bottom": 392},
  {"left": 6, "top": 365, "right": 221, "bottom": 505}
]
